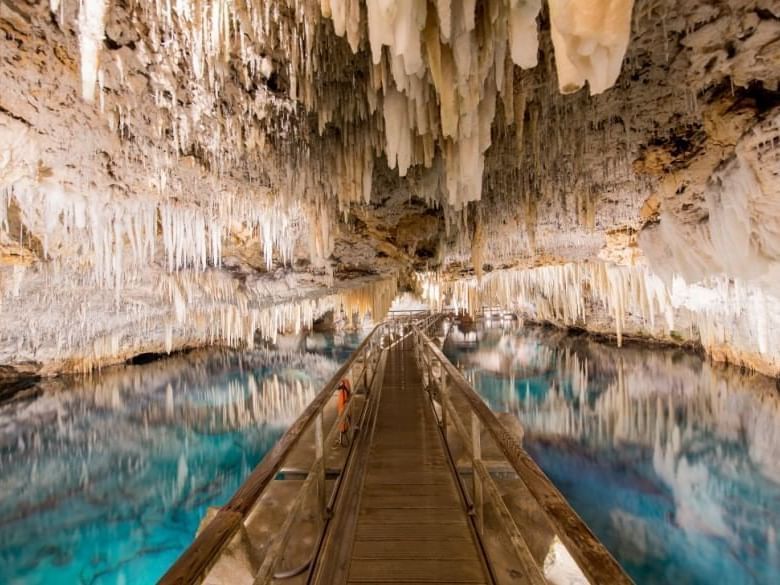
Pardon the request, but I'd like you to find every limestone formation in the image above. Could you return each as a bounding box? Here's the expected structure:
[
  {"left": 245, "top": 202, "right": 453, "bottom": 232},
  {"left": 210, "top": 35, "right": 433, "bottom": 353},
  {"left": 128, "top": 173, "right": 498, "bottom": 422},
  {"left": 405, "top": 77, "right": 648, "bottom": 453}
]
[{"left": 1, "top": 1, "right": 779, "bottom": 375}]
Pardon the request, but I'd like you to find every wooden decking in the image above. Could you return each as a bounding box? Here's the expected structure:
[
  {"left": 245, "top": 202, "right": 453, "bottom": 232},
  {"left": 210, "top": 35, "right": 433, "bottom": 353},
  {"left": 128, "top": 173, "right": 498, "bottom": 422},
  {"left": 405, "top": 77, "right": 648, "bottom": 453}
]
[{"left": 345, "top": 340, "right": 489, "bottom": 584}]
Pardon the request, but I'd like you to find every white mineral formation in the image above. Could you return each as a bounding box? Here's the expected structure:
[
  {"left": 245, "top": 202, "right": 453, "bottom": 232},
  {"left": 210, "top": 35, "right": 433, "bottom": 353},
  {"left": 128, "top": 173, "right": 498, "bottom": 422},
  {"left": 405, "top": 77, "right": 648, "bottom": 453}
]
[
  {"left": 423, "top": 258, "right": 780, "bottom": 377},
  {"left": 548, "top": 0, "right": 635, "bottom": 94},
  {"left": 0, "top": 1, "right": 779, "bottom": 376},
  {"left": 78, "top": 0, "right": 108, "bottom": 102}
]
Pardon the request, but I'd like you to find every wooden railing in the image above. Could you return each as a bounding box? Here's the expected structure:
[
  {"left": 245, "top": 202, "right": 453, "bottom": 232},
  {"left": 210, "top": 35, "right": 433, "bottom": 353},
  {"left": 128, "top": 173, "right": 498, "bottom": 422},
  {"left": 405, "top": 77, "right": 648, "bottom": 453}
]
[
  {"left": 159, "top": 322, "right": 390, "bottom": 585},
  {"left": 387, "top": 309, "right": 431, "bottom": 317},
  {"left": 413, "top": 321, "right": 633, "bottom": 585}
]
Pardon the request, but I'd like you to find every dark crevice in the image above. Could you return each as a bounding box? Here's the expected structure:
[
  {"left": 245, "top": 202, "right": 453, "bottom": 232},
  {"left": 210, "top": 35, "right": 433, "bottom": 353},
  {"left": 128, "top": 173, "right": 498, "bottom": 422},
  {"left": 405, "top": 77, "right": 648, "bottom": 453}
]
[
  {"left": 124, "top": 349, "right": 194, "bottom": 365},
  {"left": 104, "top": 37, "right": 136, "bottom": 51},
  {"left": 0, "top": 375, "right": 41, "bottom": 405},
  {"left": 0, "top": 104, "right": 32, "bottom": 127}
]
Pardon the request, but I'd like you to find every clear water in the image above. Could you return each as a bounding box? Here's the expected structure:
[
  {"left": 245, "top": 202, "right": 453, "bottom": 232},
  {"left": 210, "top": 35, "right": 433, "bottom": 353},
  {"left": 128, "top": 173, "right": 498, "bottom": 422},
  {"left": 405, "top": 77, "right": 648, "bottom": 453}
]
[
  {"left": 444, "top": 323, "right": 780, "bottom": 584},
  {"left": 0, "top": 333, "right": 363, "bottom": 585}
]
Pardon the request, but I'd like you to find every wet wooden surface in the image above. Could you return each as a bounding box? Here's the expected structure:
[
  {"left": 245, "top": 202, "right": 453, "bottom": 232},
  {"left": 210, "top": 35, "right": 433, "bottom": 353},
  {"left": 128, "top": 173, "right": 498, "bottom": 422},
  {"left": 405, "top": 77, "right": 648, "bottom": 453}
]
[{"left": 346, "top": 341, "right": 488, "bottom": 584}]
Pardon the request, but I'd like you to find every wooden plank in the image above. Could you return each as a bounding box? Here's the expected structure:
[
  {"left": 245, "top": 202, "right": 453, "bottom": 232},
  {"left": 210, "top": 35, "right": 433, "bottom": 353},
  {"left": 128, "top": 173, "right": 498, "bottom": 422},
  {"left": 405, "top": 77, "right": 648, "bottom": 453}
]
[
  {"left": 370, "top": 444, "right": 442, "bottom": 452},
  {"left": 358, "top": 495, "right": 461, "bottom": 509},
  {"left": 363, "top": 473, "right": 452, "bottom": 486},
  {"left": 348, "top": 559, "right": 485, "bottom": 582},
  {"left": 360, "top": 484, "right": 459, "bottom": 498},
  {"left": 342, "top": 344, "right": 489, "bottom": 585},
  {"left": 354, "top": 522, "right": 473, "bottom": 541},
  {"left": 369, "top": 449, "right": 447, "bottom": 462},
  {"left": 371, "top": 437, "right": 442, "bottom": 445},
  {"left": 368, "top": 450, "right": 446, "bottom": 460},
  {"left": 371, "top": 435, "right": 441, "bottom": 441},
  {"left": 364, "top": 456, "right": 447, "bottom": 466},
  {"left": 365, "top": 462, "right": 450, "bottom": 472},
  {"left": 364, "top": 464, "right": 448, "bottom": 473},
  {"left": 349, "top": 582, "right": 484, "bottom": 585},
  {"left": 352, "top": 540, "right": 482, "bottom": 560},
  {"left": 358, "top": 507, "right": 468, "bottom": 525}
]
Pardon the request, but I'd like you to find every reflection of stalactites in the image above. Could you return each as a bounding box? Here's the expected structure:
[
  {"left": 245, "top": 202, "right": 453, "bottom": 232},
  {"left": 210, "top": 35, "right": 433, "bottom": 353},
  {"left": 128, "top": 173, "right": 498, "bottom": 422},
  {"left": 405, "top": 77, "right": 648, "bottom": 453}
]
[
  {"left": 165, "top": 383, "right": 174, "bottom": 418},
  {"left": 246, "top": 375, "right": 316, "bottom": 426}
]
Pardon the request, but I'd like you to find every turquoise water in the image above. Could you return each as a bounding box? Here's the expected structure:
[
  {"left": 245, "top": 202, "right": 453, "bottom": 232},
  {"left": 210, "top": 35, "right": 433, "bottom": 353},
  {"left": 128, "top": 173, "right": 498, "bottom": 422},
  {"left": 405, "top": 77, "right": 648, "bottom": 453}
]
[
  {"left": 0, "top": 334, "right": 362, "bottom": 585},
  {"left": 444, "top": 323, "right": 780, "bottom": 584}
]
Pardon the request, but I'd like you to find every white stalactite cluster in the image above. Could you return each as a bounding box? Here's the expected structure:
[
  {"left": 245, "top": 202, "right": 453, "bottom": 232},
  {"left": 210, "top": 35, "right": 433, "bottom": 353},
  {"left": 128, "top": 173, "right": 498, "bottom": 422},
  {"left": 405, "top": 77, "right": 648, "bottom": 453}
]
[
  {"left": 640, "top": 112, "right": 780, "bottom": 299},
  {"left": 0, "top": 270, "right": 397, "bottom": 374},
  {"left": 428, "top": 262, "right": 673, "bottom": 346},
  {"left": 2, "top": 181, "right": 306, "bottom": 288},
  {"left": 0, "top": 113, "right": 310, "bottom": 280},
  {"left": 70, "top": 0, "right": 636, "bottom": 213},
  {"left": 423, "top": 261, "right": 780, "bottom": 376},
  {"left": 319, "top": 0, "right": 635, "bottom": 207}
]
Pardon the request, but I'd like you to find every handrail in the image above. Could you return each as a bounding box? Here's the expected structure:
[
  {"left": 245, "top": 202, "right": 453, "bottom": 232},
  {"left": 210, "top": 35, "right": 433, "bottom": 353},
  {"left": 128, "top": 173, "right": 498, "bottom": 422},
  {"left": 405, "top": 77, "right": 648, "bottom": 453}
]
[
  {"left": 387, "top": 309, "right": 430, "bottom": 316},
  {"left": 304, "top": 348, "right": 390, "bottom": 583},
  {"left": 415, "top": 325, "right": 633, "bottom": 585},
  {"left": 159, "top": 322, "right": 387, "bottom": 585},
  {"left": 254, "top": 344, "right": 387, "bottom": 584}
]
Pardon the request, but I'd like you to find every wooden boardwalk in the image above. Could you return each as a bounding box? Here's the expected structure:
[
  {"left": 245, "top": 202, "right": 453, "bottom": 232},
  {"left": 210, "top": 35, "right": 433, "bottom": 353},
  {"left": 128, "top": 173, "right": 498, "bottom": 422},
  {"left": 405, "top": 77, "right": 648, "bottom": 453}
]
[
  {"left": 345, "top": 340, "right": 489, "bottom": 584},
  {"left": 160, "top": 317, "right": 631, "bottom": 585}
]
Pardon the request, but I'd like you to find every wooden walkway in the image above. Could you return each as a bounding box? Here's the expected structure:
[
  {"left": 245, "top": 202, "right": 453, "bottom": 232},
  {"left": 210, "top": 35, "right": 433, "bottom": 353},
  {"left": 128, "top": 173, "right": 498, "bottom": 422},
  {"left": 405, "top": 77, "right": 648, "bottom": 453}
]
[
  {"left": 345, "top": 340, "right": 489, "bottom": 584},
  {"left": 160, "top": 317, "right": 631, "bottom": 585}
]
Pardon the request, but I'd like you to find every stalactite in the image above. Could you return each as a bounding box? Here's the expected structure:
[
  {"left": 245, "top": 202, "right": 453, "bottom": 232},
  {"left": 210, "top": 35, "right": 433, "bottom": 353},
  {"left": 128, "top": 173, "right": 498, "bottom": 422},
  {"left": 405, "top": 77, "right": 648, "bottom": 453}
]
[
  {"left": 548, "top": 1, "right": 635, "bottom": 94},
  {"left": 6, "top": 0, "right": 774, "bottom": 379},
  {"left": 422, "top": 261, "right": 780, "bottom": 375},
  {"left": 0, "top": 271, "right": 397, "bottom": 374},
  {"left": 78, "top": 0, "right": 108, "bottom": 102},
  {"left": 62, "top": 0, "right": 638, "bottom": 222}
]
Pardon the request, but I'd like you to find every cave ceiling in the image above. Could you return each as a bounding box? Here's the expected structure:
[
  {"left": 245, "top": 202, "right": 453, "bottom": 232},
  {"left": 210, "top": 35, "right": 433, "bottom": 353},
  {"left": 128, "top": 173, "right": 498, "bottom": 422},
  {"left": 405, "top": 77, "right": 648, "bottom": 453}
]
[{"left": 1, "top": 0, "right": 779, "bottom": 374}]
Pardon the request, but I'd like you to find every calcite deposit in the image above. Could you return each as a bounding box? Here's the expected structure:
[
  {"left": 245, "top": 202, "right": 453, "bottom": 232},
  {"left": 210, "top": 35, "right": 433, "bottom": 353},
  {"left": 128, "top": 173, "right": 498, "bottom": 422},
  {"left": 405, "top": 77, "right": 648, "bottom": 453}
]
[{"left": 1, "top": 1, "right": 779, "bottom": 375}]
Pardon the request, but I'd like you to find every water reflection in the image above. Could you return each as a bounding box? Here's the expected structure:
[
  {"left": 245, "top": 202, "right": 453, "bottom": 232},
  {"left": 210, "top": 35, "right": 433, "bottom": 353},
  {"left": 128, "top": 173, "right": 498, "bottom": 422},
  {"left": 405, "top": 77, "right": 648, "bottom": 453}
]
[
  {"left": 445, "top": 324, "right": 780, "bottom": 584},
  {"left": 0, "top": 342, "right": 354, "bottom": 585}
]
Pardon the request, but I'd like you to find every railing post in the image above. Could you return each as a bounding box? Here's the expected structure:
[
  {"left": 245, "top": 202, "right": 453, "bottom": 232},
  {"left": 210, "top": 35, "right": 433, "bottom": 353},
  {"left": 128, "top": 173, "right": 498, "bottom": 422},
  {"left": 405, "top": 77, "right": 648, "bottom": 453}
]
[
  {"left": 426, "top": 345, "right": 433, "bottom": 388},
  {"left": 315, "top": 411, "right": 325, "bottom": 521},
  {"left": 440, "top": 365, "right": 447, "bottom": 432},
  {"left": 472, "top": 412, "right": 483, "bottom": 535},
  {"left": 363, "top": 354, "right": 369, "bottom": 392}
]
